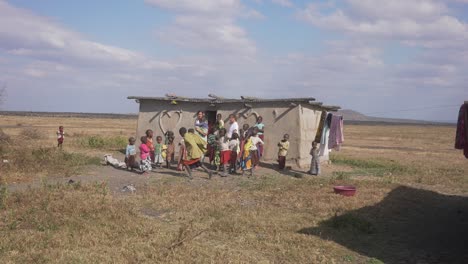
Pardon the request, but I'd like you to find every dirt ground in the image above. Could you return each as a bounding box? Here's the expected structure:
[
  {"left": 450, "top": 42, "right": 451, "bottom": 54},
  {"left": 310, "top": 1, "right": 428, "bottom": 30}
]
[{"left": 1, "top": 115, "right": 467, "bottom": 264}]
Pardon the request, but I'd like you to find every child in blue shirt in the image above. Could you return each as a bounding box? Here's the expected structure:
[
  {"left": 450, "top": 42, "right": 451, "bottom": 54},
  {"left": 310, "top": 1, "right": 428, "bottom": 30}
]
[{"left": 125, "top": 137, "right": 138, "bottom": 170}]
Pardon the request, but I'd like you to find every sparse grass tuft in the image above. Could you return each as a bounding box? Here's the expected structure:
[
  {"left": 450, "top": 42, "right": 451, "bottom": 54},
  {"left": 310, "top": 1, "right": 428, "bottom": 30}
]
[
  {"left": 78, "top": 135, "right": 127, "bottom": 150},
  {"left": 2, "top": 147, "right": 100, "bottom": 182},
  {"left": 331, "top": 154, "right": 412, "bottom": 177},
  {"left": 19, "top": 128, "right": 46, "bottom": 140}
]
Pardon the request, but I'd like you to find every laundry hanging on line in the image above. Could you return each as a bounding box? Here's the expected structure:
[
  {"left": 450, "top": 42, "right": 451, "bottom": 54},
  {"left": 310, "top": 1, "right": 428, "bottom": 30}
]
[{"left": 328, "top": 114, "right": 344, "bottom": 150}]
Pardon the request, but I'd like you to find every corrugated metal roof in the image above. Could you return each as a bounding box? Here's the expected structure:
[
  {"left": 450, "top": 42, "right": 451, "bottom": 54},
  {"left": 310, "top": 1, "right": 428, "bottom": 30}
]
[
  {"left": 127, "top": 96, "right": 316, "bottom": 103},
  {"left": 127, "top": 95, "right": 340, "bottom": 110}
]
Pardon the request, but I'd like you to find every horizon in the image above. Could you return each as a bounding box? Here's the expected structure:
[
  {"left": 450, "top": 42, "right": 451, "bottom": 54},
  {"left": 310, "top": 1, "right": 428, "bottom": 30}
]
[{"left": 1, "top": 0, "right": 467, "bottom": 122}]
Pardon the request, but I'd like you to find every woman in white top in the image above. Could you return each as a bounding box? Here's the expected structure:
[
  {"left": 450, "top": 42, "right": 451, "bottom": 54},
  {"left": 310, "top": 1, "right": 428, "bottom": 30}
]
[{"left": 227, "top": 114, "right": 239, "bottom": 139}]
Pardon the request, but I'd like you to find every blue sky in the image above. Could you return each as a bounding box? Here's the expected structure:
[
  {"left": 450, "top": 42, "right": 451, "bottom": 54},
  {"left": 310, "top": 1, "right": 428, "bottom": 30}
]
[{"left": 1, "top": 0, "right": 467, "bottom": 121}]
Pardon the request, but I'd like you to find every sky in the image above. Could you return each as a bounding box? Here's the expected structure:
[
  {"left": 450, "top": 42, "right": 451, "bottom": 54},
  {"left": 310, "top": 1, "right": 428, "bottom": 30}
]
[{"left": 1, "top": 0, "right": 467, "bottom": 121}]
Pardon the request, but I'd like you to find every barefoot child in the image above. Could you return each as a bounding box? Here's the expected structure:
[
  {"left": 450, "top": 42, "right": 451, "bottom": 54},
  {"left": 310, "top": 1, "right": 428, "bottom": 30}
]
[
  {"left": 166, "top": 134, "right": 175, "bottom": 169},
  {"left": 278, "top": 134, "right": 290, "bottom": 170},
  {"left": 125, "top": 137, "right": 139, "bottom": 170},
  {"left": 56, "top": 126, "right": 65, "bottom": 148},
  {"left": 139, "top": 136, "right": 152, "bottom": 174},
  {"left": 146, "top": 129, "right": 155, "bottom": 163},
  {"left": 309, "top": 142, "right": 320, "bottom": 175},
  {"left": 154, "top": 136, "right": 164, "bottom": 168}
]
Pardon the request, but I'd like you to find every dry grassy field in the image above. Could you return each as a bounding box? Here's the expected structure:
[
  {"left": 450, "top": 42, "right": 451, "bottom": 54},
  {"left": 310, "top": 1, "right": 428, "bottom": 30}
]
[{"left": 0, "top": 115, "right": 467, "bottom": 263}]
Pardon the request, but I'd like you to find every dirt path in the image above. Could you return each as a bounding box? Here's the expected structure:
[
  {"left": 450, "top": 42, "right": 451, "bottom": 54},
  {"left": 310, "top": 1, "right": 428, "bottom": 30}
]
[{"left": 6, "top": 162, "right": 312, "bottom": 195}]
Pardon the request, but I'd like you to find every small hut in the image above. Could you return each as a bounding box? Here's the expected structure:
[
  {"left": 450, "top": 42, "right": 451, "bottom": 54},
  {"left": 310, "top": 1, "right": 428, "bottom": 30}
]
[{"left": 128, "top": 95, "right": 340, "bottom": 168}]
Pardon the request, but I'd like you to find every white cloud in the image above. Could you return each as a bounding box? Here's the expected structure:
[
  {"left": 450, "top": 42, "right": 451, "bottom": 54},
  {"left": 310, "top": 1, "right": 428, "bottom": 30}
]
[
  {"left": 298, "top": 0, "right": 468, "bottom": 48},
  {"left": 0, "top": 0, "right": 177, "bottom": 69},
  {"left": 147, "top": 0, "right": 258, "bottom": 55}
]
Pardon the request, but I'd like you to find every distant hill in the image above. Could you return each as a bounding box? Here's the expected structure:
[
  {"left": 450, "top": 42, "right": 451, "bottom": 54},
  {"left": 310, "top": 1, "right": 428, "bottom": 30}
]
[{"left": 337, "top": 109, "right": 455, "bottom": 126}]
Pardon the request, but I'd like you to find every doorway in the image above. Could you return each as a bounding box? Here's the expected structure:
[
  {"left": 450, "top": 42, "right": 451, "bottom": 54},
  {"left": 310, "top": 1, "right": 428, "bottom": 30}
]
[{"left": 205, "top": 110, "right": 217, "bottom": 132}]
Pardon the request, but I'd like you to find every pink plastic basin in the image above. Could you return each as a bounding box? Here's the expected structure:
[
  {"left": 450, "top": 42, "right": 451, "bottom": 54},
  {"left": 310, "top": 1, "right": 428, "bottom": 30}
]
[{"left": 333, "top": 186, "right": 357, "bottom": 196}]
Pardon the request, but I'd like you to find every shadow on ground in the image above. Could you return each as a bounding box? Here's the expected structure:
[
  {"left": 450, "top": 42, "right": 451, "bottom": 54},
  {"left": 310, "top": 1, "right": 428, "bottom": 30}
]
[{"left": 299, "top": 186, "right": 468, "bottom": 264}]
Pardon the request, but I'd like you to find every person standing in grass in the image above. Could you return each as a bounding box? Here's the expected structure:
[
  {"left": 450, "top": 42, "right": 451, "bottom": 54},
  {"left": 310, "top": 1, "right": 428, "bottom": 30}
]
[
  {"left": 139, "top": 136, "right": 152, "bottom": 174},
  {"left": 277, "top": 134, "right": 290, "bottom": 170},
  {"left": 179, "top": 127, "right": 212, "bottom": 179},
  {"left": 56, "top": 126, "right": 65, "bottom": 149},
  {"left": 154, "top": 136, "right": 164, "bottom": 168},
  {"left": 309, "top": 142, "right": 320, "bottom": 175},
  {"left": 125, "top": 137, "right": 139, "bottom": 171},
  {"left": 146, "top": 129, "right": 155, "bottom": 163}
]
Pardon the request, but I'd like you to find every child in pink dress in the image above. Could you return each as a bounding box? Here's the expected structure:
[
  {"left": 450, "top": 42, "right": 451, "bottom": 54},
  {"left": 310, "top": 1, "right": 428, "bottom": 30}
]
[{"left": 139, "top": 136, "right": 152, "bottom": 173}]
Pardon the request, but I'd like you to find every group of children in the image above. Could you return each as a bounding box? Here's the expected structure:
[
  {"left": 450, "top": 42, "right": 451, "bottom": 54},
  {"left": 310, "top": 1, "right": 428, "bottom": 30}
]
[
  {"left": 125, "top": 129, "right": 176, "bottom": 174},
  {"left": 205, "top": 114, "right": 266, "bottom": 177},
  {"left": 115, "top": 111, "right": 320, "bottom": 177}
]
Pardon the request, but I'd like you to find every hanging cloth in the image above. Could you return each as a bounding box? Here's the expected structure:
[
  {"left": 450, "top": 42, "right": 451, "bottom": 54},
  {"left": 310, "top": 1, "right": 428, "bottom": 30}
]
[
  {"left": 319, "top": 113, "right": 332, "bottom": 158},
  {"left": 328, "top": 114, "right": 344, "bottom": 150},
  {"left": 314, "top": 111, "right": 327, "bottom": 143},
  {"left": 455, "top": 103, "right": 468, "bottom": 158}
]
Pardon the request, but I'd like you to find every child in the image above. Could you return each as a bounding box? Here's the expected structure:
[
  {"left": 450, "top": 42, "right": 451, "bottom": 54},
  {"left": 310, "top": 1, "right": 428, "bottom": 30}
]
[
  {"left": 277, "top": 134, "right": 290, "bottom": 170},
  {"left": 218, "top": 128, "right": 230, "bottom": 177},
  {"left": 240, "top": 124, "right": 250, "bottom": 140},
  {"left": 154, "top": 136, "right": 164, "bottom": 168},
  {"left": 177, "top": 138, "right": 187, "bottom": 171},
  {"left": 309, "top": 142, "right": 320, "bottom": 175},
  {"left": 215, "top": 113, "right": 224, "bottom": 131},
  {"left": 139, "top": 136, "right": 152, "bottom": 174},
  {"left": 249, "top": 127, "right": 264, "bottom": 169},
  {"left": 125, "top": 137, "right": 139, "bottom": 170},
  {"left": 56, "top": 126, "right": 65, "bottom": 148},
  {"left": 166, "top": 134, "right": 175, "bottom": 169},
  {"left": 239, "top": 124, "right": 250, "bottom": 167},
  {"left": 241, "top": 133, "right": 254, "bottom": 176},
  {"left": 207, "top": 133, "right": 220, "bottom": 170},
  {"left": 146, "top": 129, "right": 155, "bottom": 163},
  {"left": 254, "top": 116, "right": 265, "bottom": 158},
  {"left": 229, "top": 133, "right": 240, "bottom": 174}
]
